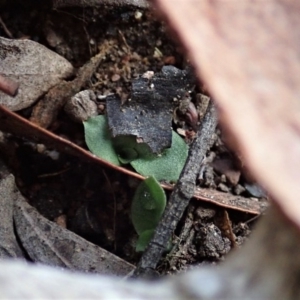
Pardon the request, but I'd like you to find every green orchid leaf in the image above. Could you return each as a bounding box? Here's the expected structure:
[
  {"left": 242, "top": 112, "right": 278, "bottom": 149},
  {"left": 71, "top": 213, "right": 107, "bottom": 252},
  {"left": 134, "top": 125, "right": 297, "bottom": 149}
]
[
  {"left": 83, "top": 115, "right": 120, "bottom": 166},
  {"left": 112, "top": 135, "right": 152, "bottom": 163},
  {"left": 131, "top": 176, "right": 166, "bottom": 236},
  {"left": 135, "top": 229, "right": 155, "bottom": 252},
  {"left": 117, "top": 147, "right": 139, "bottom": 164},
  {"left": 130, "top": 131, "right": 188, "bottom": 182},
  {"left": 84, "top": 115, "right": 188, "bottom": 182}
]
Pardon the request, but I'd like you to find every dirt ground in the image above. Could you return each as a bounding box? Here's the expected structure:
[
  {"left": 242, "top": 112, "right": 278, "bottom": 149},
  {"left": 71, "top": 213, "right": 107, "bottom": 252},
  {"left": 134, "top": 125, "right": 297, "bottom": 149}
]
[{"left": 0, "top": 0, "right": 268, "bottom": 276}]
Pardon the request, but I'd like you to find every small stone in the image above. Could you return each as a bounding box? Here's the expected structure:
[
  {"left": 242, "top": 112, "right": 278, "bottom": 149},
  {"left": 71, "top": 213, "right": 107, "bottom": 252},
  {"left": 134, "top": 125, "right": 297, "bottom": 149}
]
[
  {"left": 64, "top": 90, "right": 98, "bottom": 123},
  {"left": 36, "top": 144, "right": 46, "bottom": 153},
  {"left": 55, "top": 214, "right": 67, "bottom": 228},
  {"left": 111, "top": 74, "right": 121, "bottom": 82},
  {"left": 234, "top": 184, "right": 246, "bottom": 195},
  {"left": 195, "top": 207, "right": 216, "bottom": 220},
  {"left": 98, "top": 104, "right": 105, "bottom": 112},
  {"left": 217, "top": 183, "right": 230, "bottom": 193},
  {"left": 220, "top": 174, "right": 227, "bottom": 183},
  {"left": 134, "top": 11, "right": 143, "bottom": 20}
]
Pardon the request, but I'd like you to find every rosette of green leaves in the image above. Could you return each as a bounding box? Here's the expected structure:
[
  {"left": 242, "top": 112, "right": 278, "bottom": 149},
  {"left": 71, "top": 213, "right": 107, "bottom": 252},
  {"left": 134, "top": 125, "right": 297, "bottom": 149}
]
[{"left": 84, "top": 115, "right": 188, "bottom": 182}]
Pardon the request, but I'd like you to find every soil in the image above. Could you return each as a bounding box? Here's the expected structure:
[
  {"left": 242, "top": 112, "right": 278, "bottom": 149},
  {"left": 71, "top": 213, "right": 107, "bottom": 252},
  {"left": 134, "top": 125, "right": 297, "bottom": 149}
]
[{"left": 0, "top": 0, "right": 267, "bottom": 275}]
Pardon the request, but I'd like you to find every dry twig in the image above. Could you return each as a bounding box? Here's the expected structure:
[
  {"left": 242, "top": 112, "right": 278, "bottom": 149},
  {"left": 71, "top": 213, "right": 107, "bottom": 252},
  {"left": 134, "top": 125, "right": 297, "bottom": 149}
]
[{"left": 133, "top": 101, "right": 218, "bottom": 278}]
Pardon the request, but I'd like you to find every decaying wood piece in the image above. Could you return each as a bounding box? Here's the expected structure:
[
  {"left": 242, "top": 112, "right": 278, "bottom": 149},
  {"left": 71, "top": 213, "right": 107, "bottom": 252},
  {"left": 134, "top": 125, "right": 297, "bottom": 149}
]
[{"left": 106, "top": 66, "right": 195, "bottom": 153}]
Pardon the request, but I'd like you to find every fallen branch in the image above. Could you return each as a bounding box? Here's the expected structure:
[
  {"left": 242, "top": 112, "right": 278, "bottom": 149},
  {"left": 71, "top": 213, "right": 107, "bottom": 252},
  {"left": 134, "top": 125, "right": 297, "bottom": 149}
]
[{"left": 133, "top": 101, "right": 218, "bottom": 278}]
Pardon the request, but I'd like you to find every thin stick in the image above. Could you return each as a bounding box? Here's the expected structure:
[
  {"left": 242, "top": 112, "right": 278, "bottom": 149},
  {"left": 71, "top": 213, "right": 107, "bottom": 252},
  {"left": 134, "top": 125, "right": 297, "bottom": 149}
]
[{"left": 132, "top": 100, "right": 218, "bottom": 278}]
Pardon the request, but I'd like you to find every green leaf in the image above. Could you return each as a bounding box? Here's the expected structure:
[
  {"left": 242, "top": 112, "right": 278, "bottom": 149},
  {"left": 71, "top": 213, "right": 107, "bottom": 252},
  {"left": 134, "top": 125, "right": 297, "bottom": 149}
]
[
  {"left": 135, "top": 230, "right": 155, "bottom": 252},
  {"left": 131, "top": 176, "right": 166, "bottom": 236},
  {"left": 83, "top": 115, "right": 120, "bottom": 166},
  {"left": 112, "top": 135, "right": 152, "bottom": 163},
  {"left": 130, "top": 131, "right": 188, "bottom": 182},
  {"left": 84, "top": 115, "right": 188, "bottom": 182}
]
